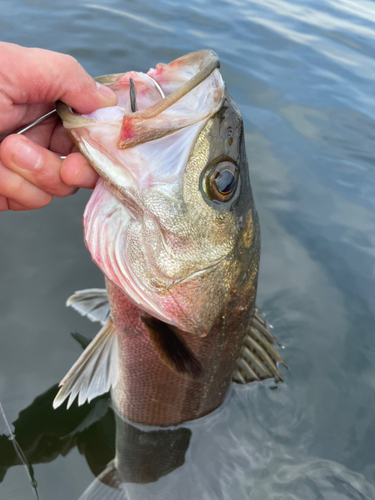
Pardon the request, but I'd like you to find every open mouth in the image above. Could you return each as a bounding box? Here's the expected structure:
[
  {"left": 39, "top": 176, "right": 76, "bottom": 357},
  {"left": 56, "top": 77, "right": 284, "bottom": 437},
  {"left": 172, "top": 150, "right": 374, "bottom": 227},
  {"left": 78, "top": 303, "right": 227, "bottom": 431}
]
[{"left": 57, "top": 50, "right": 225, "bottom": 193}]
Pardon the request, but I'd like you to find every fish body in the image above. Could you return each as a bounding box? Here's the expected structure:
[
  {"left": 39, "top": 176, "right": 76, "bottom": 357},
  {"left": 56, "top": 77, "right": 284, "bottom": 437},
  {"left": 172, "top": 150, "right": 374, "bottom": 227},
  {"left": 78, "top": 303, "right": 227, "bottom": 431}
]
[{"left": 54, "top": 51, "right": 286, "bottom": 426}]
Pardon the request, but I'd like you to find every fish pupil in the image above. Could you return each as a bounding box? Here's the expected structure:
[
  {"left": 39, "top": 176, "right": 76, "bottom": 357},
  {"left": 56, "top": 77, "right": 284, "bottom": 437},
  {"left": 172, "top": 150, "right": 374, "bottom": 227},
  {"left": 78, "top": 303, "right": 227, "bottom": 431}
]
[{"left": 214, "top": 170, "right": 235, "bottom": 194}]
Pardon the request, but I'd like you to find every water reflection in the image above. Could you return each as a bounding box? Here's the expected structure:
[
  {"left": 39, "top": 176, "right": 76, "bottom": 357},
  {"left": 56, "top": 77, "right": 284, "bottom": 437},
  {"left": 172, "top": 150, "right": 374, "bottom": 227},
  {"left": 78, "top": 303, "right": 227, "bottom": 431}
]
[
  {"left": 0, "top": 383, "right": 192, "bottom": 496},
  {"left": 2, "top": 378, "right": 375, "bottom": 500},
  {"left": 0, "top": 323, "right": 193, "bottom": 497},
  {"left": 0, "top": 385, "right": 114, "bottom": 484}
]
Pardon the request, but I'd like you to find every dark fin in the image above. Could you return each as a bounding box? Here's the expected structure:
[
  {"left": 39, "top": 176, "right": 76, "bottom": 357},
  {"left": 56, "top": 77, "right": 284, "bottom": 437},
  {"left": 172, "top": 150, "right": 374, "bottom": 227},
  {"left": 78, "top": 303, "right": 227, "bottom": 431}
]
[
  {"left": 71, "top": 332, "right": 92, "bottom": 350},
  {"left": 233, "top": 308, "right": 288, "bottom": 384},
  {"left": 141, "top": 314, "right": 203, "bottom": 380},
  {"left": 78, "top": 461, "right": 128, "bottom": 500},
  {"left": 67, "top": 289, "right": 110, "bottom": 325},
  {"left": 129, "top": 78, "right": 138, "bottom": 113},
  {"left": 53, "top": 319, "right": 119, "bottom": 409}
]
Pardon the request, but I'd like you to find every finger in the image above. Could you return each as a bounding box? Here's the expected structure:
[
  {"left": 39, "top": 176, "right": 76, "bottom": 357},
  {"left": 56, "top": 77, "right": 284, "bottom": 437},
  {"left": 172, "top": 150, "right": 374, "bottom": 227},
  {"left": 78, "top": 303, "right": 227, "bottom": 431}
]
[
  {"left": 0, "top": 43, "right": 117, "bottom": 119},
  {"left": 8, "top": 200, "right": 31, "bottom": 211},
  {"left": 0, "top": 103, "right": 54, "bottom": 140},
  {"left": 61, "top": 152, "right": 99, "bottom": 188},
  {"left": 0, "top": 160, "right": 53, "bottom": 210},
  {"left": 8, "top": 114, "right": 73, "bottom": 156},
  {"left": 14, "top": 112, "right": 59, "bottom": 150},
  {"left": 0, "top": 195, "right": 9, "bottom": 211},
  {"left": 0, "top": 134, "right": 76, "bottom": 198},
  {"left": 49, "top": 120, "right": 76, "bottom": 156}
]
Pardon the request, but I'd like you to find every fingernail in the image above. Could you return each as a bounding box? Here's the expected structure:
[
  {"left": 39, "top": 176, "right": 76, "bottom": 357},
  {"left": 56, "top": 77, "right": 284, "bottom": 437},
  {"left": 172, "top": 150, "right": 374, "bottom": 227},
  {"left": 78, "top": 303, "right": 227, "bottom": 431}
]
[
  {"left": 95, "top": 82, "right": 117, "bottom": 102},
  {"left": 12, "top": 140, "right": 42, "bottom": 170}
]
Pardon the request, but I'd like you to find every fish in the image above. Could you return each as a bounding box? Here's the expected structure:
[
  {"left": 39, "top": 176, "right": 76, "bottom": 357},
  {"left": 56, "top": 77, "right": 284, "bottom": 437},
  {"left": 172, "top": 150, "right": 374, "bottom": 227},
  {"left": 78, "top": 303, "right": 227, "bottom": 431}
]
[{"left": 53, "top": 50, "right": 287, "bottom": 427}]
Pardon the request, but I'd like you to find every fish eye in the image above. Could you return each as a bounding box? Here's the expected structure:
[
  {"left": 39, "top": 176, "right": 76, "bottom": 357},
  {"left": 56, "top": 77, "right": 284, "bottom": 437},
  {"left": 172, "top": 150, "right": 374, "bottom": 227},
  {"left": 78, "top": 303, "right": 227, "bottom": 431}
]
[{"left": 204, "top": 160, "right": 239, "bottom": 203}]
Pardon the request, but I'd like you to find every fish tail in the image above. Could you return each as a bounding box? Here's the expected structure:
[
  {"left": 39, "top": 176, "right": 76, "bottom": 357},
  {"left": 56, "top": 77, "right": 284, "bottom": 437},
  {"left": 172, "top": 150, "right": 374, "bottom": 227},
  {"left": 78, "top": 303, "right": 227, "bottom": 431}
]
[
  {"left": 53, "top": 319, "right": 118, "bottom": 409},
  {"left": 233, "top": 307, "right": 288, "bottom": 384}
]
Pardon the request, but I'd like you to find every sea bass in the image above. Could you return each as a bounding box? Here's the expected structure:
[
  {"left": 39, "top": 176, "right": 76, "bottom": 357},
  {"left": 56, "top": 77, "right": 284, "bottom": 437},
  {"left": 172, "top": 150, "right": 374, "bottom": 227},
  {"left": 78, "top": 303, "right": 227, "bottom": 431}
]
[{"left": 53, "top": 50, "right": 286, "bottom": 426}]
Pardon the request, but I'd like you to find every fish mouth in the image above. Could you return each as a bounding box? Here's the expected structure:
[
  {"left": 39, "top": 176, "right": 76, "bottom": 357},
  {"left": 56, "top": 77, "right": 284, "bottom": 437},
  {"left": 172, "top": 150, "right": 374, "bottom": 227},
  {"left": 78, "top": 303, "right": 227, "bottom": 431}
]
[{"left": 57, "top": 50, "right": 225, "bottom": 193}]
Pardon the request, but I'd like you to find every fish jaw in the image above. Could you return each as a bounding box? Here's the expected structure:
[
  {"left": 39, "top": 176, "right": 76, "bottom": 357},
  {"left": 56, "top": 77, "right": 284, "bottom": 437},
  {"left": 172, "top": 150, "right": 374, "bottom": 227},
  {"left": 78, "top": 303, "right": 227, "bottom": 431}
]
[{"left": 58, "top": 51, "right": 225, "bottom": 193}]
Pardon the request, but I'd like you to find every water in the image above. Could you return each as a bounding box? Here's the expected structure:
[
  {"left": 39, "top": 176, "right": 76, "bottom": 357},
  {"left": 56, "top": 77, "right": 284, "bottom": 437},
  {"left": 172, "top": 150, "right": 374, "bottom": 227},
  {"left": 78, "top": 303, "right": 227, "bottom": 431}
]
[{"left": 1, "top": 0, "right": 375, "bottom": 498}]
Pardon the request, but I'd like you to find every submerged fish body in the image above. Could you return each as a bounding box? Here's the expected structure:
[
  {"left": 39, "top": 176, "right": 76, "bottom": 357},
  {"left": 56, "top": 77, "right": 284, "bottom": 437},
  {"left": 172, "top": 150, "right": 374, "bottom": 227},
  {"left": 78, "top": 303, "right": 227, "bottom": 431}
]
[{"left": 54, "top": 51, "right": 286, "bottom": 426}]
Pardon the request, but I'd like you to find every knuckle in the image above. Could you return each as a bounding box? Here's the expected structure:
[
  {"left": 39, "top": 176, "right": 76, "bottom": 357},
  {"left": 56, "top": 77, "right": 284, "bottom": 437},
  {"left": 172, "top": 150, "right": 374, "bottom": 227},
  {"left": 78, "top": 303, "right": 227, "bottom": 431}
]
[
  {"left": 62, "top": 55, "right": 86, "bottom": 86},
  {"left": 62, "top": 53, "right": 80, "bottom": 70},
  {"left": 11, "top": 175, "right": 27, "bottom": 198},
  {"left": 59, "top": 55, "right": 93, "bottom": 97}
]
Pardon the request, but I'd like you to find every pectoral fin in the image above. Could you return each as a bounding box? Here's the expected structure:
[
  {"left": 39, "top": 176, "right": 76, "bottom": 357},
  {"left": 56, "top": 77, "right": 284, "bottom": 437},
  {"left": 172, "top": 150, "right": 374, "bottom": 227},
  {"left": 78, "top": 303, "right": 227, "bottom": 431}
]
[
  {"left": 141, "top": 315, "right": 203, "bottom": 380},
  {"left": 233, "top": 307, "right": 288, "bottom": 384},
  {"left": 53, "top": 319, "right": 119, "bottom": 409},
  {"left": 66, "top": 288, "right": 110, "bottom": 325}
]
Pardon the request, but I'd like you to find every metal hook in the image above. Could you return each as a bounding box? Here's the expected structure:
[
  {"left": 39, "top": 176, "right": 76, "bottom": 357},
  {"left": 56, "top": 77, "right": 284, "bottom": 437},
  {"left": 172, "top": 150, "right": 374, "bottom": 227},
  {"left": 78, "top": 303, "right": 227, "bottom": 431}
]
[
  {"left": 16, "top": 109, "right": 57, "bottom": 135},
  {"left": 15, "top": 109, "right": 66, "bottom": 160}
]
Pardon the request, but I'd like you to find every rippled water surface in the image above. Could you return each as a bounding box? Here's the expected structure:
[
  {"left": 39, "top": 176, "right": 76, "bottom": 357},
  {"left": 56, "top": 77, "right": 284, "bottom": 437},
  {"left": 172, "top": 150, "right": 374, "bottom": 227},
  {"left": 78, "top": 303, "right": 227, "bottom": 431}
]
[{"left": 1, "top": 0, "right": 375, "bottom": 498}]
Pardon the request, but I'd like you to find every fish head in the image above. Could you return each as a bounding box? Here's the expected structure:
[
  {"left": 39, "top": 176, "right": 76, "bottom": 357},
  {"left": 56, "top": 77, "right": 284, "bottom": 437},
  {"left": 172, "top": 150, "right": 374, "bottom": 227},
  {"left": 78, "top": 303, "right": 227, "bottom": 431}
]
[{"left": 58, "top": 51, "right": 259, "bottom": 337}]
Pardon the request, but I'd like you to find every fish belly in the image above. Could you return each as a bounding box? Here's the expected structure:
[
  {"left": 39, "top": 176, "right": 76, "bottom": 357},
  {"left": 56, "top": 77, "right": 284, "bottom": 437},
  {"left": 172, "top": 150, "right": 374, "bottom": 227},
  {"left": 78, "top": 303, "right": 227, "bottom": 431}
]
[{"left": 106, "top": 279, "right": 252, "bottom": 426}]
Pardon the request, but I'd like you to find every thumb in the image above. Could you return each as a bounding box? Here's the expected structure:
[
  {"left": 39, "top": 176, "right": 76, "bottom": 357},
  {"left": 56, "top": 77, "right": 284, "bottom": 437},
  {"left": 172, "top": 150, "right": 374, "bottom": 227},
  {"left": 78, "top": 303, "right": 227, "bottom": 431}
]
[{"left": 0, "top": 43, "right": 117, "bottom": 114}]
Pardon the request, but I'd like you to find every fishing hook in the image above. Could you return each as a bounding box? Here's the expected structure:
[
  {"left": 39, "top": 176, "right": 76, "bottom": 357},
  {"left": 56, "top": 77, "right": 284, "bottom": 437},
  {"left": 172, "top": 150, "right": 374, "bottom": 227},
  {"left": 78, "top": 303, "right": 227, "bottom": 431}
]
[{"left": 8, "top": 109, "right": 67, "bottom": 160}]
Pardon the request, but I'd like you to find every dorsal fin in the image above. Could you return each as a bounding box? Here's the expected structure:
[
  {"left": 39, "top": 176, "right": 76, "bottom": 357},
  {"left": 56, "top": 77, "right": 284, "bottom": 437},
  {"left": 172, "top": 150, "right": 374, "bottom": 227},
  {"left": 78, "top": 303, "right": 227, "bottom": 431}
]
[{"left": 53, "top": 319, "right": 119, "bottom": 409}]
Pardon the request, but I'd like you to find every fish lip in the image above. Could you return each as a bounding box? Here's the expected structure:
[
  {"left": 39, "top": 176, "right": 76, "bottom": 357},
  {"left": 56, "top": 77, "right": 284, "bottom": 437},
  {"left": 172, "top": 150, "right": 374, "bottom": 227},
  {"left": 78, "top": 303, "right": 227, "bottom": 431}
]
[
  {"left": 58, "top": 51, "right": 225, "bottom": 195},
  {"left": 57, "top": 50, "right": 220, "bottom": 125}
]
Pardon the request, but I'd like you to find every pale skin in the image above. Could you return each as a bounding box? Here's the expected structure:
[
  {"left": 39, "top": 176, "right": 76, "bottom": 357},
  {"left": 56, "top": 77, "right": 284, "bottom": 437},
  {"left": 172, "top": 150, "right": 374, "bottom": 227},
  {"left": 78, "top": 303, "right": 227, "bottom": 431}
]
[{"left": 0, "top": 42, "right": 118, "bottom": 211}]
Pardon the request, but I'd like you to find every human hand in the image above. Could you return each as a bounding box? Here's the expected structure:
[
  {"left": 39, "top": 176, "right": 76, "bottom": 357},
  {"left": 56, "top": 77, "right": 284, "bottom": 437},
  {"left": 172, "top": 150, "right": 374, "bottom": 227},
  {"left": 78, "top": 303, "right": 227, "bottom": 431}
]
[{"left": 0, "top": 42, "right": 118, "bottom": 211}]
